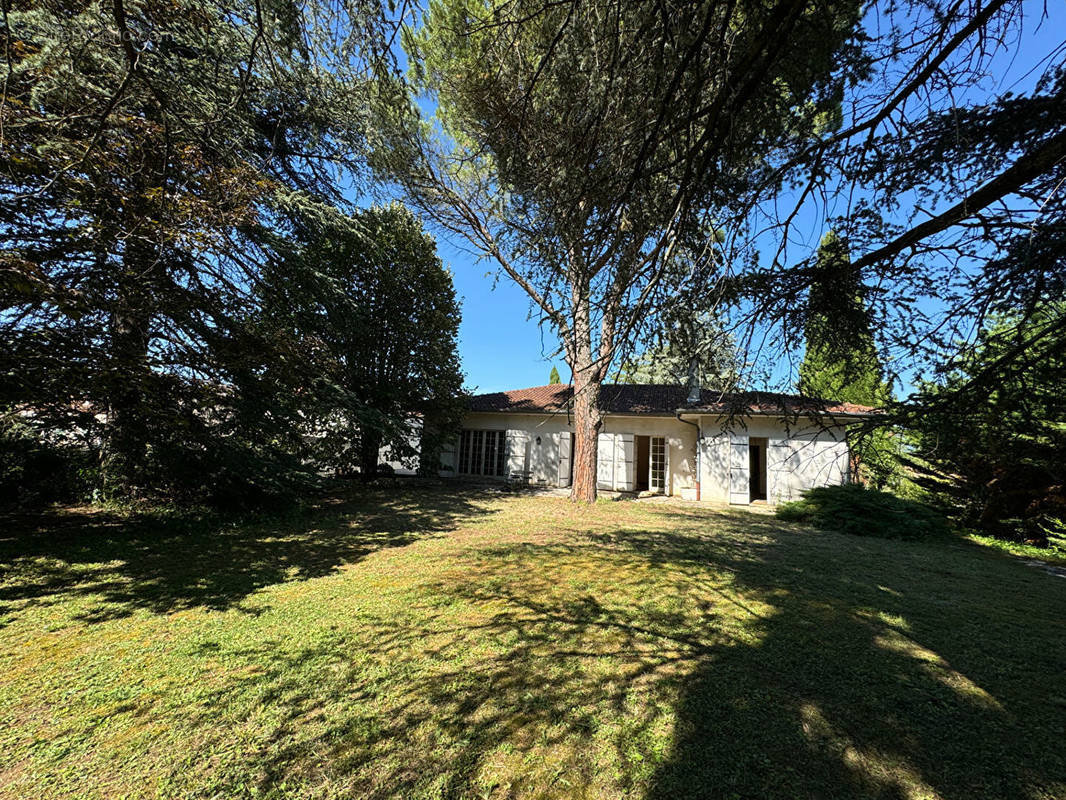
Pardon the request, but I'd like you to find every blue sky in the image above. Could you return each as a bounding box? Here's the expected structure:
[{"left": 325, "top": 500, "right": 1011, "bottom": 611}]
[
  {"left": 405, "top": 1, "right": 1063, "bottom": 397},
  {"left": 440, "top": 237, "right": 570, "bottom": 394}
]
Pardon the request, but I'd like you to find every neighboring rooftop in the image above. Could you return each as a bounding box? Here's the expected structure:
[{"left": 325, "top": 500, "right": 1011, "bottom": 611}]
[{"left": 466, "top": 384, "right": 877, "bottom": 417}]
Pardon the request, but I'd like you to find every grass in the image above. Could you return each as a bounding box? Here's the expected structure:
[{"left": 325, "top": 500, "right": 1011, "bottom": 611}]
[
  {"left": 963, "top": 531, "right": 1066, "bottom": 567},
  {"left": 1, "top": 486, "right": 1065, "bottom": 800}
]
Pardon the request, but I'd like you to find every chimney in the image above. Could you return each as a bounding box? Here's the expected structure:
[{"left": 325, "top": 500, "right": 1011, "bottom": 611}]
[{"left": 686, "top": 354, "right": 701, "bottom": 405}]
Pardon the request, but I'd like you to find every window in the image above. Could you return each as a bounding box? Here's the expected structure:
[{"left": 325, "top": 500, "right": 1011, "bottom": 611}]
[
  {"left": 458, "top": 429, "right": 508, "bottom": 477},
  {"left": 650, "top": 436, "right": 666, "bottom": 492}
]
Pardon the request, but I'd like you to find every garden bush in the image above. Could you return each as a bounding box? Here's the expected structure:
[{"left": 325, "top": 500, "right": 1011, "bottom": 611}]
[
  {"left": 777, "top": 483, "right": 950, "bottom": 540},
  {"left": 0, "top": 418, "right": 96, "bottom": 508}
]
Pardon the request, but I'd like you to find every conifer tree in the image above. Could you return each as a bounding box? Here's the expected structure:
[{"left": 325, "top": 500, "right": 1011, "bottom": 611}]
[
  {"left": 798, "top": 232, "right": 887, "bottom": 406},
  {"left": 798, "top": 232, "right": 894, "bottom": 485}
]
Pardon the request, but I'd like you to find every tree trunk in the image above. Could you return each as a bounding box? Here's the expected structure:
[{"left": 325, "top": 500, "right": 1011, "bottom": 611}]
[
  {"left": 570, "top": 370, "right": 602, "bottom": 502},
  {"left": 102, "top": 237, "right": 157, "bottom": 498},
  {"left": 359, "top": 431, "right": 381, "bottom": 483},
  {"left": 567, "top": 273, "right": 604, "bottom": 503}
]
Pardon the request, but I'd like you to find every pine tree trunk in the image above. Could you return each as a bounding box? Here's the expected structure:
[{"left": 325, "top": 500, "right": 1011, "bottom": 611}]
[
  {"left": 570, "top": 370, "right": 602, "bottom": 503},
  {"left": 102, "top": 241, "right": 156, "bottom": 498},
  {"left": 568, "top": 289, "right": 603, "bottom": 503}
]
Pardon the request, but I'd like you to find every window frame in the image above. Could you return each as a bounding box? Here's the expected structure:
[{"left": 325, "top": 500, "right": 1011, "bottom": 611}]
[{"left": 457, "top": 428, "right": 508, "bottom": 478}]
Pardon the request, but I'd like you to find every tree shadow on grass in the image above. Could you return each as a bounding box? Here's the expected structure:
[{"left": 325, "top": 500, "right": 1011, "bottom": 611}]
[
  {"left": 204, "top": 505, "right": 1066, "bottom": 799},
  {"left": 0, "top": 484, "right": 495, "bottom": 625},
  {"left": 7, "top": 496, "right": 1064, "bottom": 799},
  {"left": 600, "top": 509, "right": 1066, "bottom": 800}
]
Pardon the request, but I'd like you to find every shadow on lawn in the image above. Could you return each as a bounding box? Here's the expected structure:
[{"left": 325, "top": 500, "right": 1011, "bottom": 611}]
[
  {"left": 7, "top": 493, "right": 1064, "bottom": 799},
  {"left": 222, "top": 504, "right": 1065, "bottom": 799},
  {"left": 615, "top": 512, "right": 1066, "bottom": 800},
  {"left": 0, "top": 484, "right": 494, "bottom": 624}
]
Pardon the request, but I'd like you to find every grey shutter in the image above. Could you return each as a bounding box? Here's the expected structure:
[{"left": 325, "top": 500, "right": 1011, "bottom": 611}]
[
  {"left": 557, "top": 432, "right": 571, "bottom": 487},
  {"left": 506, "top": 431, "right": 529, "bottom": 478}
]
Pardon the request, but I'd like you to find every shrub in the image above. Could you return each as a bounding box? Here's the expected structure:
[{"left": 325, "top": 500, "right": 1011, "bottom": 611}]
[
  {"left": 0, "top": 418, "right": 97, "bottom": 508},
  {"left": 777, "top": 483, "right": 950, "bottom": 540}
]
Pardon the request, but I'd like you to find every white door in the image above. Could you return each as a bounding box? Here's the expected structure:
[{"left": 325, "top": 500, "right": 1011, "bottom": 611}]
[
  {"left": 615, "top": 434, "right": 635, "bottom": 491},
  {"left": 557, "top": 432, "right": 572, "bottom": 487},
  {"left": 597, "top": 433, "right": 615, "bottom": 489},
  {"left": 506, "top": 430, "right": 530, "bottom": 478},
  {"left": 729, "top": 434, "right": 750, "bottom": 504},
  {"left": 650, "top": 436, "right": 668, "bottom": 493},
  {"left": 664, "top": 437, "right": 671, "bottom": 495}
]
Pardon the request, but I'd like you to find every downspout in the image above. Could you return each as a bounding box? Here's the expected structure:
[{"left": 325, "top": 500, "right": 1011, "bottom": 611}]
[
  {"left": 677, "top": 356, "right": 703, "bottom": 501},
  {"left": 675, "top": 410, "right": 701, "bottom": 501}
]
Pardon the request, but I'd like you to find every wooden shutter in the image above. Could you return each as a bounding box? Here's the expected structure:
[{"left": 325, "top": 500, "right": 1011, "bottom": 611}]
[
  {"left": 768, "top": 438, "right": 793, "bottom": 503},
  {"left": 596, "top": 433, "right": 615, "bottom": 490},
  {"left": 557, "top": 432, "right": 571, "bottom": 487},
  {"left": 615, "top": 434, "right": 635, "bottom": 491},
  {"left": 729, "top": 433, "right": 750, "bottom": 505},
  {"left": 506, "top": 431, "right": 529, "bottom": 478}
]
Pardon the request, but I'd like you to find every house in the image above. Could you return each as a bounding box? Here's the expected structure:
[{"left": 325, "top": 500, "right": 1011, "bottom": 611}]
[{"left": 442, "top": 383, "right": 876, "bottom": 505}]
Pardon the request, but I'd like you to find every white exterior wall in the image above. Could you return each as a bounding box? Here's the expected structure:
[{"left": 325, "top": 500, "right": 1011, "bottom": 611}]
[
  {"left": 455, "top": 412, "right": 698, "bottom": 495},
  {"left": 599, "top": 415, "right": 698, "bottom": 495},
  {"left": 697, "top": 416, "right": 851, "bottom": 505},
  {"left": 451, "top": 410, "right": 851, "bottom": 504}
]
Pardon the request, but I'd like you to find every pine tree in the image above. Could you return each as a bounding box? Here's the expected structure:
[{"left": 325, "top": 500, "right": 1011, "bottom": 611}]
[
  {"left": 0, "top": 1, "right": 389, "bottom": 501},
  {"left": 386, "top": 0, "right": 865, "bottom": 502},
  {"left": 548, "top": 366, "right": 562, "bottom": 384},
  {"left": 617, "top": 311, "right": 739, "bottom": 391}
]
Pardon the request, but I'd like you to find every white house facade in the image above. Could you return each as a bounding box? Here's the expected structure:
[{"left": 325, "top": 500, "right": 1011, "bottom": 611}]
[{"left": 442, "top": 384, "right": 875, "bottom": 506}]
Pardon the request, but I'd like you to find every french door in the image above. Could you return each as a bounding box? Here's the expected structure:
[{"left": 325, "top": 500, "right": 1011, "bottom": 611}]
[{"left": 649, "top": 436, "right": 667, "bottom": 493}]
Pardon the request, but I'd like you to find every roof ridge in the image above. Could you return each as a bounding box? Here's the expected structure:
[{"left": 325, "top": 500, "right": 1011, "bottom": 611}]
[{"left": 466, "top": 383, "right": 878, "bottom": 416}]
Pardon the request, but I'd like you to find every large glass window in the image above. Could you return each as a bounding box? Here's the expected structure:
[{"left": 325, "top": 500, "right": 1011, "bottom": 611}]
[{"left": 458, "top": 429, "right": 507, "bottom": 477}]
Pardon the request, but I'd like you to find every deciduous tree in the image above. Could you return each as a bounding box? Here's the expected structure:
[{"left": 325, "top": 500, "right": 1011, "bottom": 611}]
[{"left": 257, "top": 204, "right": 464, "bottom": 480}]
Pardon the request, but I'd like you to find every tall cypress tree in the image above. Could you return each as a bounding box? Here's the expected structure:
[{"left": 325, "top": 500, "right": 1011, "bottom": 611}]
[
  {"left": 548, "top": 366, "right": 562, "bottom": 385},
  {"left": 798, "top": 232, "right": 887, "bottom": 406},
  {"left": 799, "top": 232, "right": 894, "bottom": 486}
]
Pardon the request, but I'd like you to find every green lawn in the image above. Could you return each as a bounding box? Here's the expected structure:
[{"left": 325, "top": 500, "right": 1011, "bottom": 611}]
[{"left": 1, "top": 487, "right": 1064, "bottom": 800}]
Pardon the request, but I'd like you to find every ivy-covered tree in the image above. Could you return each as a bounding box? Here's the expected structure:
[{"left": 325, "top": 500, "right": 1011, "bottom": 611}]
[{"left": 258, "top": 204, "right": 464, "bottom": 480}]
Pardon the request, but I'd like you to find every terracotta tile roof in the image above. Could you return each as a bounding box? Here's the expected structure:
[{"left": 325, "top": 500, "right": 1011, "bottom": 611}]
[{"left": 467, "top": 384, "right": 877, "bottom": 417}]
